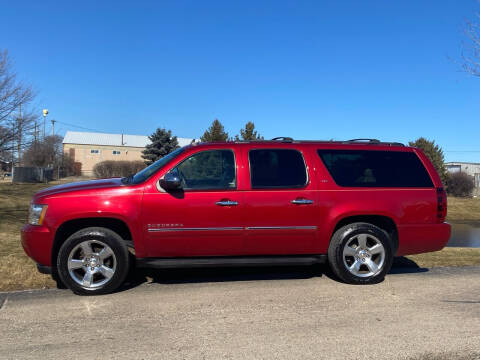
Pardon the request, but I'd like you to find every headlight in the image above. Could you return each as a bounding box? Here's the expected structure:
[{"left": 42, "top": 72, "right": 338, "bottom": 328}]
[{"left": 28, "top": 204, "right": 48, "bottom": 226}]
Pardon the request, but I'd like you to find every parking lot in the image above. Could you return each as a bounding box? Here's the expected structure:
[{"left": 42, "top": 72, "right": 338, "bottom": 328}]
[{"left": 1, "top": 266, "right": 479, "bottom": 360}]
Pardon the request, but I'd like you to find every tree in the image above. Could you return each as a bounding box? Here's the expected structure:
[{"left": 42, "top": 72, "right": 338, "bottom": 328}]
[
  {"left": 200, "top": 119, "right": 229, "bottom": 142},
  {"left": 22, "top": 135, "right": 75, "bottom": 177},
  {"left": 408, "top": 137, "right": 448, "bottom": 185},
  {"left": 0, "top": 49, "right": 36, "bottom": 158},
  {"left": 142, "top": 128, "right": 179, "bottom": 165},
  {"left": 23, "top": 135, "right": 62, "bottom": 167},
  {"left": 234, "top": 122, "right": 263, "bottom": 141},
  {"left": 447, "top": 172, "right": 474, "bottom": 197}
]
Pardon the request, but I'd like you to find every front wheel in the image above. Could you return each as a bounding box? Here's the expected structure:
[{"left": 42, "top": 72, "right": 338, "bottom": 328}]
[
  {"left": 57, "top": 227, "right": 130, "bottom": 295},
  {"left": 328, "top": 222, "right": 393, "bottom": 284}
]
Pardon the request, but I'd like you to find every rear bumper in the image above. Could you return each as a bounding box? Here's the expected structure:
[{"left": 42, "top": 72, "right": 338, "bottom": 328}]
[
  {"left": 396, "top": 222, "right": 451, "bottom": 256},
  {"left": 21, "top": 224, "right": 53, "bottom": 266}
]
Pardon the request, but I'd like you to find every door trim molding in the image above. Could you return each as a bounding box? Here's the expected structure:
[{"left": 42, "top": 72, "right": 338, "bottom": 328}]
[
  {"left": 245, "top": 226, "right": 317, "bottom": 230},
  {"left": 148, "top": 227, "right": 243, "bottom": 232},
  {"left": 148, "top": 225, "right": 317, "bottom": 232}
]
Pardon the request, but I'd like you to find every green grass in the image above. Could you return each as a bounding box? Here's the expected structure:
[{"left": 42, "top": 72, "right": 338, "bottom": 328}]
[
  {"left": 0, "top": 182, "right": 479, "bottom": 291},
  {"left": 445, "top": 196, "right": 480, "bottom": 227},
  {"left": 406, "top": 247, "right": 480, "bottom": 268}
]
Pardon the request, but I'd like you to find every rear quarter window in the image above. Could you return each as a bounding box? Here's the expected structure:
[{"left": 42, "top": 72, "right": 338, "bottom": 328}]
[{"left": 317, "top": 149, "right": 433, "bottom": 188}]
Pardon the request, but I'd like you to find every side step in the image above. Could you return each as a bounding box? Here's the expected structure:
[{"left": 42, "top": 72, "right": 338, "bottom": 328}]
[{"left": 136, "top": 255, "right": 327, "bottom": 269}]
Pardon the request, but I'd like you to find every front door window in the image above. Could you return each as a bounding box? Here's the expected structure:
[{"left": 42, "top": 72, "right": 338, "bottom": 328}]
[{"left": 172, "top": 150, "right": 236, "bottom": 190}]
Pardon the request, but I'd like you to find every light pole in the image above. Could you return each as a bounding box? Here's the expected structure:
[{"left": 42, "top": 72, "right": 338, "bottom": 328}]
[
  {"left": 51, "top": 119, "right": 56, "bottom": 136},
  {"left": 42, "top": 109, "right": 48, "bottom": 138}
]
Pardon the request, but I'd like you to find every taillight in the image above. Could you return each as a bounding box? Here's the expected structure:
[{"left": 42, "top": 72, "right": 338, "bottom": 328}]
[{"left": 436, "top": 187, "right": 447, "bottom": 223}]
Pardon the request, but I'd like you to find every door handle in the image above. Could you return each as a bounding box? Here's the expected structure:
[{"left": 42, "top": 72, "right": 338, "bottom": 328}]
[
  {"left": 291, "top": 198, "right": 314, "bottom": 205},
  {"left": 216, "top": 200, "right": 238, "bottom": 206}
]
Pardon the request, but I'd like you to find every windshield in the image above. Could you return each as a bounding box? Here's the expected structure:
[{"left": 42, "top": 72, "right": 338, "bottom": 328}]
[{"left": 128, "top": 147, "right": 186, "bottom": 184}]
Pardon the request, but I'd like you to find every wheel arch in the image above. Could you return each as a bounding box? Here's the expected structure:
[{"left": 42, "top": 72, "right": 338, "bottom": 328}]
[
  {"left": 331, "top": 215, "right": 399, "bottom": 254},
  {"left": 52, "top": 217, "right": 134, "bottom": 267}
]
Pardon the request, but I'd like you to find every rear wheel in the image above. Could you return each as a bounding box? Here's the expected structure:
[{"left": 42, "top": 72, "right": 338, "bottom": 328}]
[
  {"left": 328, "top": 222, "right": 393, "bottom": 284},
  {"left": 57, "top": 227, "right": 129, "bottom": 295}
]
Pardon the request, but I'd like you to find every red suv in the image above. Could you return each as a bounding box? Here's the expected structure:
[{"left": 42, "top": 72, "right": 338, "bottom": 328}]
[{"left": 21, "top": 138, "right": 450, "bottom": 295}]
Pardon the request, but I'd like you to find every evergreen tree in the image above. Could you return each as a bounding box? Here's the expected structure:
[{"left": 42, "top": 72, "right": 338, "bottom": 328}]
[
  {"left": 200, "top": 119, "right": 229, "bottom": 142},
  {"left": 408, "top": 137, "right": 448, "bottom": 185},
  {"left": 142, "top": 128, "right": 179, "bottom": 165},
  {"left": 234, "top": 122, "right": 263, "bottom": 141}
]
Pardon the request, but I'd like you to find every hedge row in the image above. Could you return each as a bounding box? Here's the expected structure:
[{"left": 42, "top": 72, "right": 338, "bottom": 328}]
[{"left": 93, "top": 160, "right": 145, "bottom": 178}]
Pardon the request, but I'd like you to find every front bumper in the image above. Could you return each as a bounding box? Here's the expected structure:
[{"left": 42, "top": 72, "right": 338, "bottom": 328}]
[
  {"left": 396, "top": 222, "right": 451, "bottom": 256},
  {"left": 21, "top": 224, "right": 53, "bottom": 266}
]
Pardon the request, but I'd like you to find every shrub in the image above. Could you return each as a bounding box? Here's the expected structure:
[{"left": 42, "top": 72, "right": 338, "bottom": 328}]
[
  {"left": 446, "top": 172, "right": 475, "bottom": 197},
  {"left": 93, "top": 160, "right": 145, "bottom": 179}
]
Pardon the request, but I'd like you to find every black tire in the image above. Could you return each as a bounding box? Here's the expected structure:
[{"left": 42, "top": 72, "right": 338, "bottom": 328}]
[
  {"left": 57, "top": 227, "right": 130, "bottom": 295},
  {"left": 51, "top": 267, "right": 67, "bottom": 289},
  {"left": 328, "top": 222, "right": 393, "bottom": 284}
]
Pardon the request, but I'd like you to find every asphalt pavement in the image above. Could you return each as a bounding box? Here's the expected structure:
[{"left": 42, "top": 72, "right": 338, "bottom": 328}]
[{"left": 1, "top": 265, "right": 480, "bottom": 360}]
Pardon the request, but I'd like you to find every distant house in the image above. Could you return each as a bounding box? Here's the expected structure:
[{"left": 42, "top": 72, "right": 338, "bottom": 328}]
[
  {"left": 446, "top": 162, "right": 480, "bottom": 189},
  {"left": 63, "top": 131, "right": 193, "bottom": 176}
]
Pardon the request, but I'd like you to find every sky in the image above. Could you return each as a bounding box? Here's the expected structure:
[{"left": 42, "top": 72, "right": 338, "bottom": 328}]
[{"left": 1, "top": 0, "right": 480, "bottom": 162}]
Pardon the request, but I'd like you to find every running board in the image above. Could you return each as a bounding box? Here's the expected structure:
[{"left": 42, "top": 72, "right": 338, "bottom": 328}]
[{"left": 136, "top": 255, "right": 327, "bottom": 269}]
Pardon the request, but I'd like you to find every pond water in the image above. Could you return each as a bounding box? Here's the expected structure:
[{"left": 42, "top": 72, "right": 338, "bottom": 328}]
[{"left": 447, "top": 223, "right": 480, "bottom": 248}]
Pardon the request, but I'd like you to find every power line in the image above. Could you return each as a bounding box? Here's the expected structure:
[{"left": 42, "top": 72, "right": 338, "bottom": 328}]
[{"left": 53, "top": 120, "right": 111, "bottom": 134}]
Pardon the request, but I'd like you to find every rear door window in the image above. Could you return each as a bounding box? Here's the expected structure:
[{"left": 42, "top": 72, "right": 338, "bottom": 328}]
[
  {"left": 317, "top": 150, "right": 433, "bottom": 188},
  {"left": 249, "top": 149, "right": 307, "bottom": 188}
]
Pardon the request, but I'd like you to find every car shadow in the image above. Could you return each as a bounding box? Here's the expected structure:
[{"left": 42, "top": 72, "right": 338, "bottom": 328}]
[
  {"left": 115, "top": 256, "right": 428, "bottom": 293},
  {"left": 389, "top": 256, "right": 429, "bottom": 274},
  {"left": 119, "top": 264, "right": 326, "bottom": 292}
]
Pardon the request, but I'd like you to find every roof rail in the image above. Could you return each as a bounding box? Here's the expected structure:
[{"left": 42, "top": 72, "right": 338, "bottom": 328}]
[
  {"left": 347, "top": 138, "right": 381, "bottom": 144},
  {"left": 343, "top": 138, "right": 404, "bottom": 146},
  {"left": 271, "top": 137, "right": 294, "bottom": 142},
  {"left": 203, "top": 137, "right": 404, "bottom": 146}
]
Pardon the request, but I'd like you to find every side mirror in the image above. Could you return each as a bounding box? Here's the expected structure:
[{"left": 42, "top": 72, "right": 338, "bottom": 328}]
[{"left": 160, "top": 172, "right": 182, "bottom": 190}]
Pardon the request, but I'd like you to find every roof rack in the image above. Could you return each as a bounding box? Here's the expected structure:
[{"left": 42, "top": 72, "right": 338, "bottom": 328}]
[
  {"left": 271, "top": 137, "right": 294, "bottom": 142},
  {"left": 225, "top": 137, "right": 405, "bottom": 146},
  {"left": 346, "top": 138, "right": 381, "bottom": 144},
  {"left": 281, "top": 138, "right": 404, "bottom": 146},
  {"left": 339, "top": 139, "right": 404, "bottom": 146}
]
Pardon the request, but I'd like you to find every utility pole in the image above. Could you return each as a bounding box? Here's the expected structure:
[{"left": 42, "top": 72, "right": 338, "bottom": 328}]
[
  {"left": 17, "top": 103, "right": 22, "bottom": 166},
  {"left": 51, "top": 119, "right": 56, "bottom": 136}
]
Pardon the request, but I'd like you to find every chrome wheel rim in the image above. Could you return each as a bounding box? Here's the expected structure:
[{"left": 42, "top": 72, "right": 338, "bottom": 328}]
[
  {"left": 342, "top": 233, "right": 385, "bottom": 278},
  {"left": 67, "top": 240, "right": 116, "bottom": 289}
]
